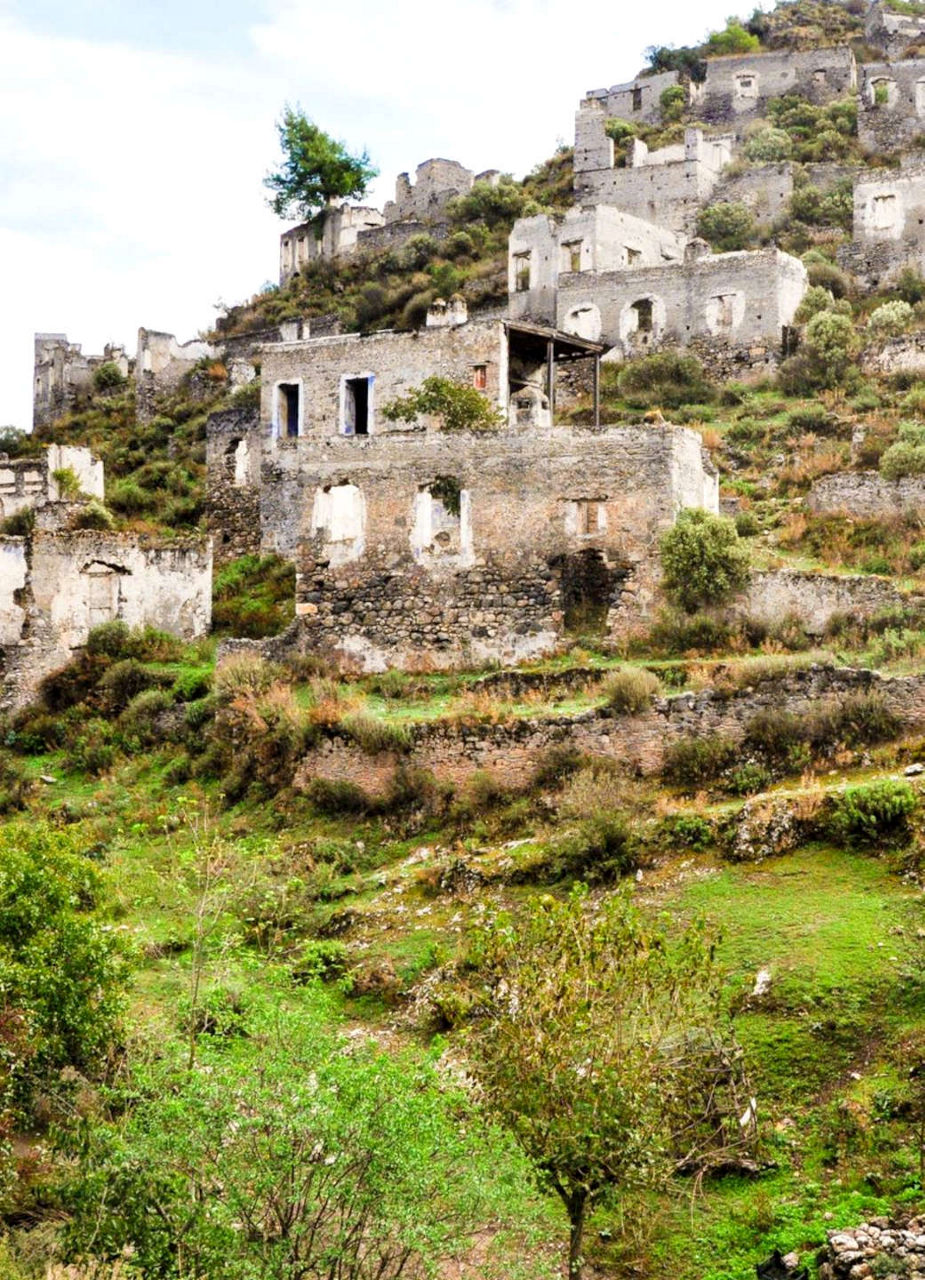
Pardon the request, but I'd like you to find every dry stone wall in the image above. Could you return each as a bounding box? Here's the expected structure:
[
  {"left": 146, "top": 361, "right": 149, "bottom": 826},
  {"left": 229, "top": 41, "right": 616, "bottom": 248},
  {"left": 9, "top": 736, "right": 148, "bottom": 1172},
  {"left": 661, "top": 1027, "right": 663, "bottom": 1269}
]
[
  {"left": 289, "top": 664, "right": 925, "bottom": 797},
  {"left": 820, "top": 1218, "right": 925, "bottom": 1279},
  {"left": 807, "top": 471, "right": 925, "bottom": 519},
  {"left": 739, "top": 568, "right": 911, "bottom": 635}
]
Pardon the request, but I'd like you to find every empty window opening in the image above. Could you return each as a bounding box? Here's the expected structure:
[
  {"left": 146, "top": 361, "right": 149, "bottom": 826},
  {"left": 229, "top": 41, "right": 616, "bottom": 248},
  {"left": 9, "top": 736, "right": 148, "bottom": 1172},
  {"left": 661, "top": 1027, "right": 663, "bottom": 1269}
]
[
  {"left": 632, "top": 298, "right": 654, "bottom": 333},
  {"left": 871, "top": 77, "right": 896, "bottom": 107},
  {"left": 278, "top": 383, "right": 300, "bottom": 437},
  {"left": 411, "top": 475, "right": 472, "bottom": 565},
  {"left": 567, "top": 499, "right": 606, "bottom": 537},
  {"left": 311, "top": 482, "right": 365, "bottom": 564},
  {"left": 813, "top": 68, "right": 827, "bottom": 85},
  {"left": 735, "top": 73, "right": 758, "bottom": 100},
  {"left": 561, "top": 239, "right": 583, "bottom": 273},
  {"left": 632, "top": 86, "right": 643, "bottom": 111},
  {"left": 513, "top": 251, "right": 531, "bottom": 292},
  {"left": 82, "top": 562, "right": 124, "bottom": 629},
  {"left": 873, "top": 193, "right": 899, "bottom": 230},
  {"left": 343, "top": 376, "right": 372, "bottom": 435},
  {"left": 557, "top": 549, "right": 622, "bottom": 637},
  {"left": 472, "top": 364, "right": 488, "bottom": 390},
  {"left": 707, "top": 293, "right": 737, "bottom": 333},
  {"left": 626, "top": 245, "right": 642, "bottom": 265}
]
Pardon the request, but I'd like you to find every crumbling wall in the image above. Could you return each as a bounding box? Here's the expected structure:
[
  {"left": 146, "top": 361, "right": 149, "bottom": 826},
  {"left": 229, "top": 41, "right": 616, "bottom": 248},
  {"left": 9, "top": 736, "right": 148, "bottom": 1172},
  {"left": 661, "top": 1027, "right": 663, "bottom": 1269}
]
[
  {"left": 859, "top": 58, "right": 925, "bottom": 152},
  {"left": 556, "top": 246, "right": 806, "bottom": 356},
  {"left": 206, "top": 405, "right": 263, "bottom": 566},
  {"left": 867, "top": 2, "right": 925, "bottom": 61},
  {"left": 839, "top": 164, "right": 925, "bottom": 287},
  {"left": 807, "top": 470, "right": 925, "bottom": 518},
  {"left": 384, "top": 159, "right": 475, "bottom": 224},
  {"left": 692, "top": 47, "right": 856, "bottom": 132},
  {"left": 0, "top": 446, "right": 103, "bottom": 520},
  {"left": 279, "top": 205, "right": 385, "bottom": 282},
  {"left": 582, "top": 70, "right": 685, "bottom": 128},
  {"left": 736, "top": 568, "right": 908, "bottom": 636},
  {"left": 573, "top": 117, "right": 734, "bottom": 234},
  {"left": 135, "top": 327, "right": 216, "bottom": 422},
  {"left": 253, "top": 423, "right": 716, "bottom": 669},
  {"left": 259, "top": 320, "right": 508, "bottom": 439},
  {"left": 508, "top": 207, "right": 687, "bottom": 329},
  {"left": 0, "top": 531, "right": 212, "bottom": 708},
  {"left": 285, "top": 664, "right": 923, "bottom": 795},
  {"left": 33, "top": 334, "right": 130, "bottom": 429}
]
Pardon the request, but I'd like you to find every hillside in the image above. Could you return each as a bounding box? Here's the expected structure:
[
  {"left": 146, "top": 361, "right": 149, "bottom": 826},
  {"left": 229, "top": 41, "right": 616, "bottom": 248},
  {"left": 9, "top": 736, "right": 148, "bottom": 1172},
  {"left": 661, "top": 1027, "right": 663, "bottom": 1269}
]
[{"left": 13, "top": 1, "right": 925, "bottom": 1279}]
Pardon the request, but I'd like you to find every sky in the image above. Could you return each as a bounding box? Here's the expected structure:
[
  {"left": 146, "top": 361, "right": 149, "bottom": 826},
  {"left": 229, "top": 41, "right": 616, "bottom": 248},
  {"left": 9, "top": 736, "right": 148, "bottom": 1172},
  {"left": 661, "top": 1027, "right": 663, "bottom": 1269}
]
[{"left": 0, "top": 0, "right": 744, "bottom": 430}]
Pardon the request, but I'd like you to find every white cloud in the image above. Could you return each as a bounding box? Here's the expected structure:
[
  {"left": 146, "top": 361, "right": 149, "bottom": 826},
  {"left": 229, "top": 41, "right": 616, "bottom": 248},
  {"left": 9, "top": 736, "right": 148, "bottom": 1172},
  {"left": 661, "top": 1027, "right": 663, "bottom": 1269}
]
[{"left": 0, "top": 0, "right": 739, "bottom": 429}]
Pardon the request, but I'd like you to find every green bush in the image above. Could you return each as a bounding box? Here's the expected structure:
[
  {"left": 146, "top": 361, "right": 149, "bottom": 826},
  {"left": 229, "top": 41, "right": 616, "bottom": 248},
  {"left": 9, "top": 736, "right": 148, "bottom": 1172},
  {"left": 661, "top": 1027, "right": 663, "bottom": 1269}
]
[
  {"left": 826, "top": 778, "right": 917, "bottom": 847},
  {"left": 97, "top": 659, "right": 165, "bottom": 714},
  {"left": 662, "top": 735, "right": 737, "bottom": 789},
  {"left": 696, "top": 202, "right": 756, "bottom": 252},
  {"left": 172, "top": 669, "right": 212, "bottom": 702},
  {"left": 881, "top": 422, "right": 925, "bottom": 479},
  {"left": 782, "top": 309, "right": 861, "bottom": 393},
  {"left": 869, "top": 300, "right": 915, "bottom": 338},
  {"left": 804, "top": 258, "right": 853, "bottom": 298},
  {"left": 339, "top": 712, "right": 412, "bottom": 755},
  {"left": 70, "top": 500, "right": 115, "bottom": 531},
  {"left": 601, "top": 667, "right": 661, "bottom": 713},
  {"left": 705, "top": 17, "right": 760, "bottom": 53},
  {"left": 647, "top": 610, "right": 734, "bottom": 655},
  {"left": 660, "top": 84, "right": 687, "bottom": 123},
  {"left": 0, "top": 823, "right": 130, "bottom": 1133},
  {"left": 212, "top": 554, "right": 295, "bottom": 639},
  {"left": 92, "top": 361, "right": 126, "bottom": 391},
  {"left": 305, "top": 777, "right": 371, "bottom": 814},
  {"left": 543, "top": 814, "right": 635, "bottom": 885},
  {"left": 744, "top": 127, "right": 793, "bottom": 163},
  {"left": 382, "top": 376, "right": 502, "bottom": 432},
  {"left": 617, "top": 352, "right": 714, "bottom": 409},
  {"left": 659, "top": 508, "right": 750, "bottom": 613},
  {"left": 734, "top": 510, "right": 760, "bottom": 537},
  {"left": 117, "top": 688, "right": 173, "bottom": 746},
  {"left": 794, "top": 286, "right": 851, "bottom": 325},
  {"left": 896, "top": 267, "right": 925, "bottom": 305}
]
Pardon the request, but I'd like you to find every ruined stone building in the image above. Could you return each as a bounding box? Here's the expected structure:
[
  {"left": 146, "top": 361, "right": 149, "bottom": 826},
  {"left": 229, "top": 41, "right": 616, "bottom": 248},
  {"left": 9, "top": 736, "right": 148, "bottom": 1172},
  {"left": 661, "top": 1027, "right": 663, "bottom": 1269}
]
[
  {"left": 279, "top": 158, "right": 500, "bottom": 282},
  {"left": 33, "top": 335, "right": 130, "bottom": 428},
  {"left": 858, "top": 56, "right": 925, "bottom": 151},
  {"left": 866, "top": 1, "right": 925, "bottom": 61},
  {"left": 573, "top": 121, "right": 734, "bottom": 235},
  {"left": 0, "top": 448, "right": 211, "bottom": 707},
  {"left": 839, "top": 161, "right": 925, "bottom": 286},
  {"left": 206, "top": 303, "right": 718, "bottom": 669}
]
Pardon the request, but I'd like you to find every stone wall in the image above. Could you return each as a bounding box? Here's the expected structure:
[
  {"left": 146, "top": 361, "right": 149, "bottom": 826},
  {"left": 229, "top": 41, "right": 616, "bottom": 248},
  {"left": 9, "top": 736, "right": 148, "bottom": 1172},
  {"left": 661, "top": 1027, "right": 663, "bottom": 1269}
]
[
  {"left": 253, "top": 423, "right": 716, "bottom": 669},
  {"left": 839, "top": 164, "right": 925, "bottom": 288},
  {"left": 807, "top": 469, "right": 925, "bottom": 518},
  {"left": 135, "top": 328, "right": 216, "bottom": 422},
  {"left": 0, "top": 446, "right": 104, "bottom": 521},
  {"left": 868, "top": 2, "right": 925, "bottom": 59},
  {"left": 280, "top": 206, "right": 385, "bottom": 282},
  {"left": 289, "top": 664, "right": 925, "bottom": 796},
  {"left": 0, "top": 530, "right": 212, "bottom": 708},
  {"left": 384, "top": 159, "right": 476, "bottom": 224},
  {"left": 737, "top": 568, "right": 910, "bottom": 636},
  {"left": 33, "top": 334, "right": 130, "bottom": 430},
  {"left": 555, "top": 246, "right": 807, "bottom": 354},
  {"left": 820, "top": 1218, "right": 925, "bottom": 1279},
  {"left": 573, "top": 119, "right": 734, "bottom": 235},
  {"left": 859, "top": 57, "right": 925, "bottom": 152},
  {"left": 259, "top": 320, "right": 509, "bottom": 439},
  {"left": 692, "top": 47, "right": 856, "bottom": 134},
  {"left": 205, "top": 406, "right": 262, "bottom": 566},
  {"left": 582, "top": 70, "right": 682, "bottom": 128},
  {"left": 863, "top": 330, "right": 925, "bottom": 376},
  {"left": 508, "top": 207, "right": 687, "bottom": 331}
]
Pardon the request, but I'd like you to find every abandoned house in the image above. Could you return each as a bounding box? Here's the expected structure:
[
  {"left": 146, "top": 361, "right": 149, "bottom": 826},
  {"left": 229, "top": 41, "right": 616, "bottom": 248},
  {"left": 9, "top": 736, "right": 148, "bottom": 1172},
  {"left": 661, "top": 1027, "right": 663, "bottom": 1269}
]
[
  {"left": 859, "top": 57, "right": 925, "bottom": 151},
  {"left": 0, "top": 447, "right": 212, "bottom": 708},
  {"left": 866, "top": 1, "right": 925, "bottom": 62},
  {"left": 33, "top": 335, "right": 130, "bottom": 428},
  {"left": 573, "top": 119, "right": 735, "bottom": 235},
  {"left": 839, "top": 162, "right": 925, "bottom": 287}
]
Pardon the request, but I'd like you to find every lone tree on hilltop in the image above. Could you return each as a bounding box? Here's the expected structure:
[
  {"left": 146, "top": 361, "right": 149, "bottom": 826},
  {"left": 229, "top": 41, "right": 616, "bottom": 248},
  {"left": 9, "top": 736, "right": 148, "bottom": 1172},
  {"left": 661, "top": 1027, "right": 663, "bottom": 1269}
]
[{"left": 264, "top": 106, "right": 377, "bottom": 224}]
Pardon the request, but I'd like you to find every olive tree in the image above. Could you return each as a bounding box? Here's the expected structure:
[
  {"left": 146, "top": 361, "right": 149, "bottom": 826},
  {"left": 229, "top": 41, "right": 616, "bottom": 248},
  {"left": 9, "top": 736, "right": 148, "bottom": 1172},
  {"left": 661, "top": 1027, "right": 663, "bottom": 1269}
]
[
  {"left": 468, "top": 888, "right": 751, "bottom": 1279},
  {"left": 659, "top": 508, "right": 750, "bottom": 613}
]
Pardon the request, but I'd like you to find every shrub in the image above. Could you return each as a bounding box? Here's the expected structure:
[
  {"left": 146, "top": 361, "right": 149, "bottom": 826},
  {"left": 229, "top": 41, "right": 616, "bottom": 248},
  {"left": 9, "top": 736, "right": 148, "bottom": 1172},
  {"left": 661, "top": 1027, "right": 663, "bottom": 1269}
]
[
  {"left": 734, "top": 510, "right": 760, "bottom": 537},
  {"left": 662, "top": 735, "right": 737, "bottom": 789},
  {"left": 804, "top": 258, "right": 853, "bottom": 298},
  {"left": 544, "top": 814, "right": 635, "bottom": 885},
  {"left": 52, "top": 467, "right": 82, "bottom": 499},
  {"left": 97, "top": 658, "right": 165, "bottom": 714},
  {"left": 647, "top": 609, "right": 733, "bottom": 654},
  {"left": 85, "top": 620, "right": 133, "bottom": 659},
  {"left": 70, "top": 500, "right": 115, "bottom": 531},
  {"left": 659, "top": 813, "right": 714, "bottom": 851},
  {"left": 339, "top": 712, "right": 412, "bottom": 755},
  {"left": 92, "top": 361, "right": 126, "bottom": 391},
  {"left": 212, "top": 554, "right": 295, "bottom": 639},
  {"left": 214, "top": 653, "right": 287, "bottom": 700},
  {"left": 659, "top": 508, "right": 750, "bottom": 613},
  {"left": 881, "top": 422, "right": 925, "bottom": 479},
  {"left": 825, "top": 778, "right": 917, "bottom": 848},
  {"left": 744, "top": 127, "right": 792, "bottom": 163},
  {"left": 601, "top": 667, "right": 661, "bottom": 713},
  {"left": 617, "top": 352, "right": 714, "bottom": 409},
  {"left": 794, "top": 286, "right": 850, "bottom": 325},
  {"left": 660, "top": 84, "right": 687, "bottom": 123},
  {"left": 869, "top": 300, "right": 915, "bottom": 338},
  {"left": 305, "top": 777, "right": 370, "bottom": 814},
  {"left": 896, "top": 267, "right": 925, "bottom": 305},
  {"left": 447, "top": 176, "right": 527, "bottom": 230},
  {"left": 0, "top": 507, "right": 35, "bottom": 537},
  {"left": 382, "top": 376, "right": 502, "bottom": 432},
  {"left": 108, "top": 479, "right": 156, "bottom": 515},
  {"left": 172, "top": 669, "right": 212, "bottom": 702},
  {"left": 705, "top": 18, "right": 760, "bottom": 53},
  {"left": 117, "top": 689, "right": 173, "bottom": 746},
  {"left": 696, "top": 202, "right": 756, "bottom": 252},
  {"left": 65, "top": 719, "right": 118, "bottom": 775},
  {"left": 785, "top": 310, "right": 861, "bottom": 391}
]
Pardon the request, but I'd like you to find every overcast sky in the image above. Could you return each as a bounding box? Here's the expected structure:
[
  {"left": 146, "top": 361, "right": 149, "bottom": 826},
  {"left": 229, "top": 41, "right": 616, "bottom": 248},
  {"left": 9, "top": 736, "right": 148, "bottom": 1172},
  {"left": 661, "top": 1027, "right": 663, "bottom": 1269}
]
[{"left": 0, "top": 0, "right": 746, "bottom": 430}]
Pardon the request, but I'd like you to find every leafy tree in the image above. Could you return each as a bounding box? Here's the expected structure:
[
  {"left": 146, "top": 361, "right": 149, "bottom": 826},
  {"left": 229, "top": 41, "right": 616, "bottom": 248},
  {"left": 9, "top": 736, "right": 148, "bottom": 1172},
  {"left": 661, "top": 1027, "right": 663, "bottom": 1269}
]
[
  {"left": 801, "top": 309, "right": 861, "bottom": 388},
  {"left": 0, "top": 822, "right": 130, "bottom": 1175},
  {"left": 447, "top": 176, "right": 527, "bottom": 230},
  {"left": 696, "top": 201, "right": 757, "bottom": 252},
  {"left": 744, "top": 126, "right": 793, "bottom": 163},
  {"left": 92, "top": 361, "right": 126, "bottom": 391},
  {"left": 705, "top": 18, "right": 760, "bottom": 54},
  {"left": 264, "top": 106, "right": 377, "bottom": 223},
  {"left": 382, "top": 376, "right": 502, "bottom": 431},
  {"left": 63, "top": 1001, "right": 530, "bottom": 1280},
  {"left": 794, "top": 285, "right": 851, "bottom": 325},
  {"left": 659, "top": 508, "right": 750, "bottom": 613},
  {"left": 468, "top": 887, "right": 748, "bottom": 1279}
]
